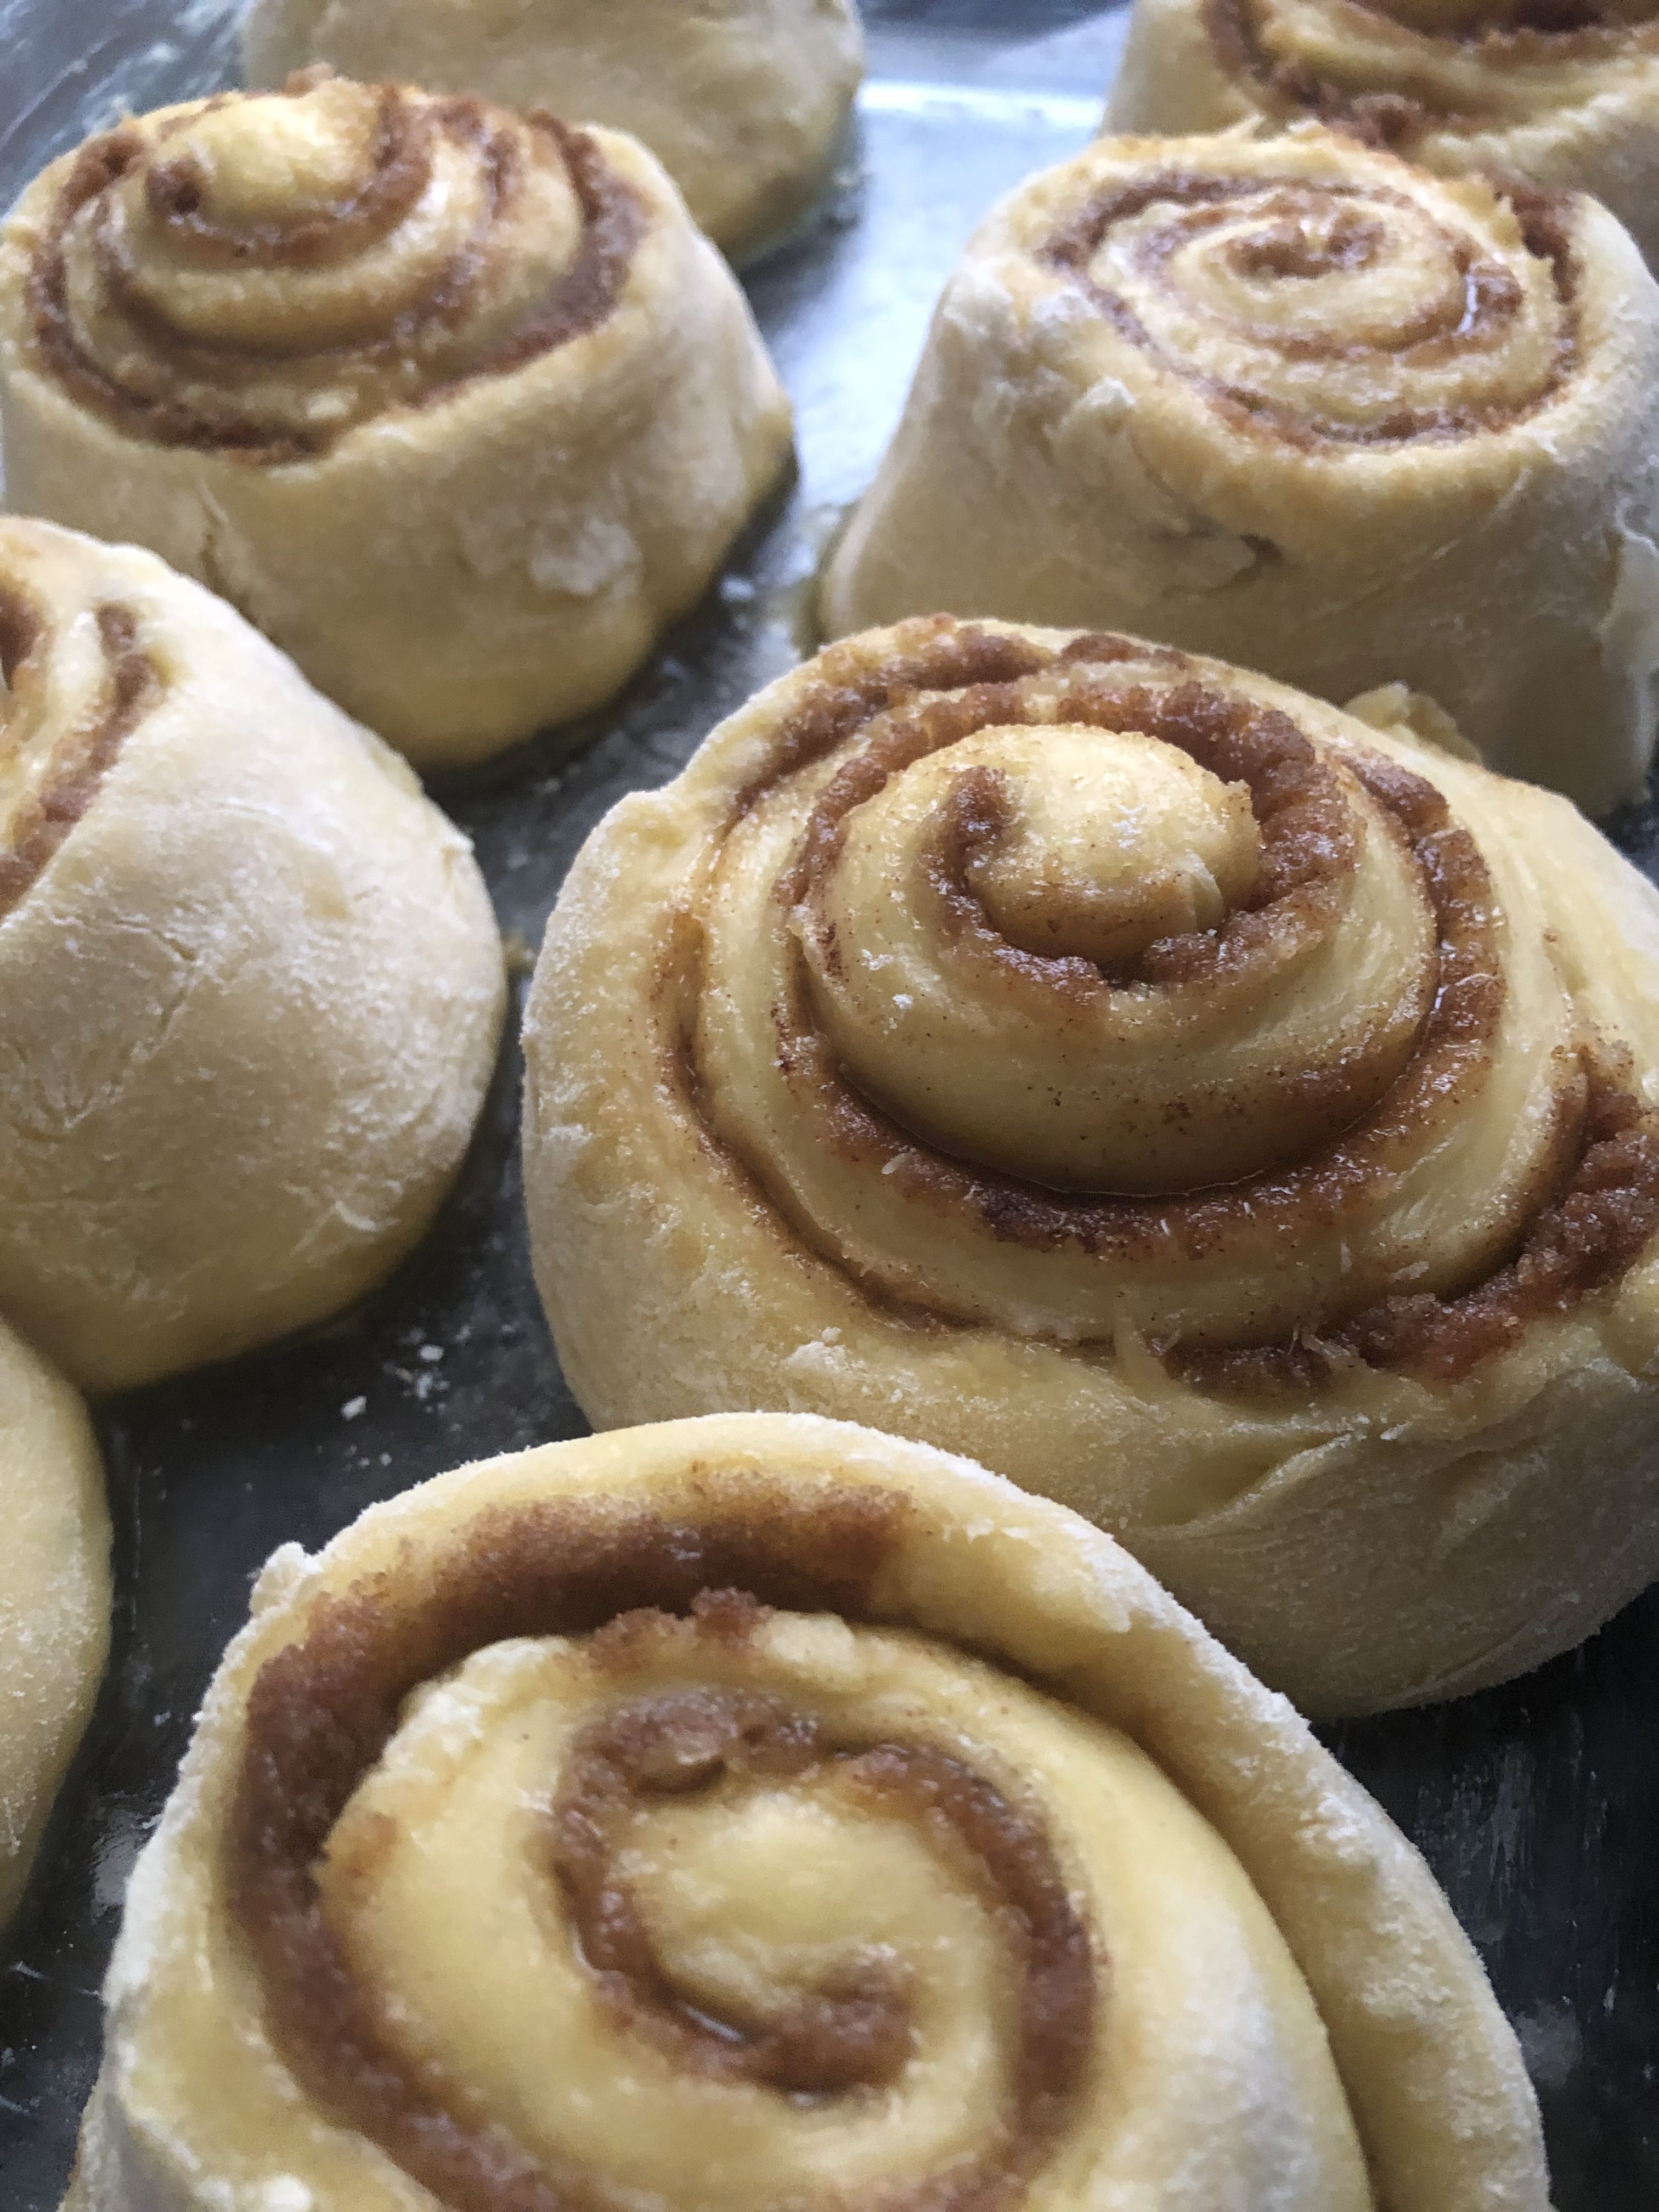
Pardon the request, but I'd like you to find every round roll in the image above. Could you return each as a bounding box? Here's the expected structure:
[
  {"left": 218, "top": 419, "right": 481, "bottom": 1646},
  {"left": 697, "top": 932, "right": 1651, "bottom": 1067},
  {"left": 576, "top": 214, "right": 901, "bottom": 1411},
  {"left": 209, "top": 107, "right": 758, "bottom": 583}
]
[
  {"left": 242, "top": 0, "right": 866, "bottom": 264},
  {"left": 821, "top": 127, "right": 1659, "bottom": 816},
  {"left": 65, "top": 1414, "right": 1548, "bottom": 2210},
  {"left": 0, "top": 1316, "right": 109, "bottom": 1934},
  {"left": 1107, "top": 0, "right": 1659, "bottom": 269},
  {"left": 0, "top": 517, "right": 506, "bottom": 1395},
  {"left": 0, "top": 74, "right": 793, "bottom": 771},
  {"left": 523, "top": 616, "right": 1659, "bottom": 1717}
]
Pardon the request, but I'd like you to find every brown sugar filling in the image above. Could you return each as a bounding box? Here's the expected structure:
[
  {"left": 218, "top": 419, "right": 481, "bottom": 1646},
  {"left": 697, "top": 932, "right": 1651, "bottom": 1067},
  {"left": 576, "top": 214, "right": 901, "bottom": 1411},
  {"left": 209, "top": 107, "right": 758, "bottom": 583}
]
[
  {"left": 675, "top": 620, "right": 1658, "bottom": 1378},
  {"left": 1204, "top": 0, "right": 1659, "bottom": 144},
  {"left": 230, "top": 1483, "right": 1100, "bottom": 2212},
  {"left": 1039, "top": 170, "right": 1576, "bottom": 448},
  {"left": 1179, "top": 1048, "right": 1659, "bottom": 1391},
  {"left": 27, "top": 92, "right": 644, "bottom": 462},
  {"left": 554, "top": 1665, "right": 1093, "bottom": 2161},
  {"left": 0, "top": 595, "right": 159, "bottom": 921}
]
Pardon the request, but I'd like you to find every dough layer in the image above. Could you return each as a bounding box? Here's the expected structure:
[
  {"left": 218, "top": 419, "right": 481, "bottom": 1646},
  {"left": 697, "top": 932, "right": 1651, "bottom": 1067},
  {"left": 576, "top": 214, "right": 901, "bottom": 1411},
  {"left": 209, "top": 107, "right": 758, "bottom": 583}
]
[
  {"left": 242, "top": 0, "right": 866, "bottom": 263},
  {"left": 0, "top": 1316, "right": 109, "bottom": 1934},
  {"left": 822, "top": 127, "right": 1659, "bottom": 815},
  {"left": 523, "top": 616, "right": 1659, "bottom": 1714},
  {"left": 0, "top": 77, "right": 794, "bottom": 768},
  {"left": 1108, "top": 0, "right": 1659, "bottom": 272},
  {"left": 0, "top": 518, "right": 506, "bottom": 1392},
  {"left": 64, "top": 1414, "right": 1547, "bottom": 2209}
]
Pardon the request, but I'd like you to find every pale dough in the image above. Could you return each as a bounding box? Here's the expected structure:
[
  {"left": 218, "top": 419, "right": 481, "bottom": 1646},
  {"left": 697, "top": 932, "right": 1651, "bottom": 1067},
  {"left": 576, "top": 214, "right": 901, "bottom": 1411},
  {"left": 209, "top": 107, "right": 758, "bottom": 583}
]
[
  {"left": 523, "top": 615, "right": 1659, "bottom": 1717},
  {"left": 0, "top": 78, "right": 794, "bottom": 769},
  {"left": 241, "top": 0, "right": 866, "bottom": 262},
  {"left": 822, "top": 127, "right": 1659, "bottom": 816},
  {"left": 1, "top": 1314, "right": 110, "bottom": 1936},
  {"left": 0, "top": 518, "right": 506, "bottom": 1393},
  {"left": 64, "top": 1414, "right": 1547, "bottom": 2209}
]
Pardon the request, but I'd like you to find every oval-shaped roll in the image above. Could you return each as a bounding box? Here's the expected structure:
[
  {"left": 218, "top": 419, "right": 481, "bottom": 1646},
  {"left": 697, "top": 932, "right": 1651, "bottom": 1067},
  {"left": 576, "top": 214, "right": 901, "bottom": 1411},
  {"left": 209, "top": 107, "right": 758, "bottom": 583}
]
[
  {"left": 1107, "top": 0, "right": 1659, "bottom": 269},
  {"left": 241, "top": 0, "right": 866, "bottom": 264},
  {"left": 0, "top": 74, "right": 794, "bottom": 771},
  {"left": 0, "top": 518, "right": 506, "bottom": 1395},
  {"left": 64, "top": 1414, "right": 1548, "bottom": 2210},
  {"left": 1, "top": 1316, "right": 109, "bottom": 1935},
  {"left": 821, "top": 127, "right": 1659, "bottom": 816},
  {"left": 523, "top": 617, "right": 1659, "bottom": 1717}
]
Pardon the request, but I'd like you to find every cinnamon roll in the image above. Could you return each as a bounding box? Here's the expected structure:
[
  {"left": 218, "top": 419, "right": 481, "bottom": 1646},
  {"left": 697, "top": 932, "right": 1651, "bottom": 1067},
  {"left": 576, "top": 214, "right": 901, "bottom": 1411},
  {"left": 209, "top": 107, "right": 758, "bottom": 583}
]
[
  {"left": 63, "top": 1413, "right": 1548, "bottom": 2211},
  {"left": 0, "top": 1315, "right": 109, "bottom": 1934},
  {"left": 522, "top": 617, "right": 1659, "bottom": 1717},
  {"left": 0, "top": 518, "right": 505, "bottom": 1394},
  {"left": 1108, "top": 0, "right": 1659, "bottom": 269},
  {"left": 821, "top": 128, "right": 1659, "bottom": 816},
  {"left": 0, "top": 75, "right": 793, "bottom": 770},
  {"left": 241, "top": 0, "right": 866, "bottom": 264}
]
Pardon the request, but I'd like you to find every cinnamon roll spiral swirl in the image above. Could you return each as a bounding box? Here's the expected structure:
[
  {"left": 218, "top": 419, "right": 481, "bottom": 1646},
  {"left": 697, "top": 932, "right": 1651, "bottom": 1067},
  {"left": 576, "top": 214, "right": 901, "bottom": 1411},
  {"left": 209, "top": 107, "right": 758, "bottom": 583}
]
[
  {"left": 0, "top": 1314, "right": 109, "bottom": 1934},
  {"left": 1108, "top": 0, "right": 1659, "bottom": 270},
  {"left": 241, "top": 0, "right": 866, "bottom": 264},
  {"left": 63, "top": 1415, "right": 1548, "bottom": 2210},
  {"left": 0, "top": 518, "right": 505, "bottom": 1393},
  {"left": 523, "top": 617, "right": 1659, "bottom": 1716},
  {"left": 0, "top": 75, "right": 793, "bottom": 769},
  {"left": 821, "top": 129, "right": 1659, "bottom": 815}
]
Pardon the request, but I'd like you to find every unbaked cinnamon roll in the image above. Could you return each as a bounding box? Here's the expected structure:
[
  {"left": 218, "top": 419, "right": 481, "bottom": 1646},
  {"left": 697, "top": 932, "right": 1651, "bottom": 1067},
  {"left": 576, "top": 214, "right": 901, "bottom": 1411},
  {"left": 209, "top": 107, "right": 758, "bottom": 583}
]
[
  {"left": 1108, "top": 0, "right": 1659, "bottom": 269},
  {"left": 821, "top": 128, "right": 1659, "bottom": 816},
  {"left": 63, "top": 1414, "right": 1549, "bottom": 2211},
  {"left": 0, "top": 517, "right": 505, "bottom": 1394},
  {"left": 0, "top": 1315, "right": 109, "bottom": 1934},
  {"left": 523, "top": 617, "right": 1659, "bottom": 1717},
  {"left": 241, "top": 0, "right": 866, "bottom": 264},
  {"left": 0, "top": 74, "right": 793, "bottom": 770}
]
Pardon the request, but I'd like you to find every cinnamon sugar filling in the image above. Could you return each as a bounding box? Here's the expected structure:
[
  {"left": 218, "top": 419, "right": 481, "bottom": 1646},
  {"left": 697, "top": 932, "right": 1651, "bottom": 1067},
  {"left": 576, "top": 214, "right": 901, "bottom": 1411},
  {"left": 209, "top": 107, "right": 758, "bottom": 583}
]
[
  {"left": 1179, "top": 1049, "right": 1659, "bottom": 1391},
  {"left": 26, "top": 91, "right": 644, "bottom": 462},
  {"left": 230, "top": 1485, "right": 1099, "bottom": 2211},
  {"left": 674, "top": 623, "right": 1659, "bottom": 1378},
  {"left": 1039, "top": 172, "right": 1576, "bottom": 447},
  {"left": 1204, "top": 0, "right": 1659, "bottom": 144},
  {"left": 0, "top": 596, "right": 159, "bottom": 919}
]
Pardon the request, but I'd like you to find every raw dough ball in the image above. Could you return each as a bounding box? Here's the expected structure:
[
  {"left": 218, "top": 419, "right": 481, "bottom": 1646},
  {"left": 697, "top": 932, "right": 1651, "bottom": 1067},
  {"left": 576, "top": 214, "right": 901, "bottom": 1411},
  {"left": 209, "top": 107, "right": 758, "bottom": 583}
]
[
  {"left": 0, "top": 76, "right": 794, "bottom": 768},
  {"left": 0, "top": 518, "right": 506, "bottom": 1393}
]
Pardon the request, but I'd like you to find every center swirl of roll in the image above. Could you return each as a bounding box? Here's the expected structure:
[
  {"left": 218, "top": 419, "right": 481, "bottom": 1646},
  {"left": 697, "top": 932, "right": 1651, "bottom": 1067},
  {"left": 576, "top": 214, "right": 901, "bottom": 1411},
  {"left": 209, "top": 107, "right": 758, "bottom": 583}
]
[
  {"left": 1042, "top": 167, "right": 1573, "bottom": 444},
  {"left": 232, "top": 1488, "right": 1113, "bottom": 2212},
  {"left": 675, "top": 619, "right": 1659, "bottom": 1375},
  {"left": 30, "top": 75, "right": 642, "bottom": 458},
  {"left": 788, "top": 697, "right": 1435, "bottom": 1193}
]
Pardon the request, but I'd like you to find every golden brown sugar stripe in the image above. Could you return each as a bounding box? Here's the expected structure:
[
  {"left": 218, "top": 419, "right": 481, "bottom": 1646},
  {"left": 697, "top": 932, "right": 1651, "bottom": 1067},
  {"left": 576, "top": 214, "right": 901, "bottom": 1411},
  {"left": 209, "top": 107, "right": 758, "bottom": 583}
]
[
  {"left": 1180, "top": 1052, "right": 1659, "bottom": 1392},
  {"left": 1037, "top": 171, "right": 1579, "bottom": 447},
  {"left": 229, "top": 1486, "right": 1101, "bottom": 2212},
  {"left": 0, "top": 597, "right": 159, "bottom": 921},
  {"left": 25, "top": 98, "right": 644, "bottom": 462}
]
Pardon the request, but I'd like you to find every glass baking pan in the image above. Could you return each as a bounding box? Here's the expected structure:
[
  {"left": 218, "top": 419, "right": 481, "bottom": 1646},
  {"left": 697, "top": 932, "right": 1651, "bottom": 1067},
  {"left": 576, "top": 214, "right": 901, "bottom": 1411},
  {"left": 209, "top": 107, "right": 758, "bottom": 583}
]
[{"left": 1, "top": 1, "right": 1656, "bottom": 2203}]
